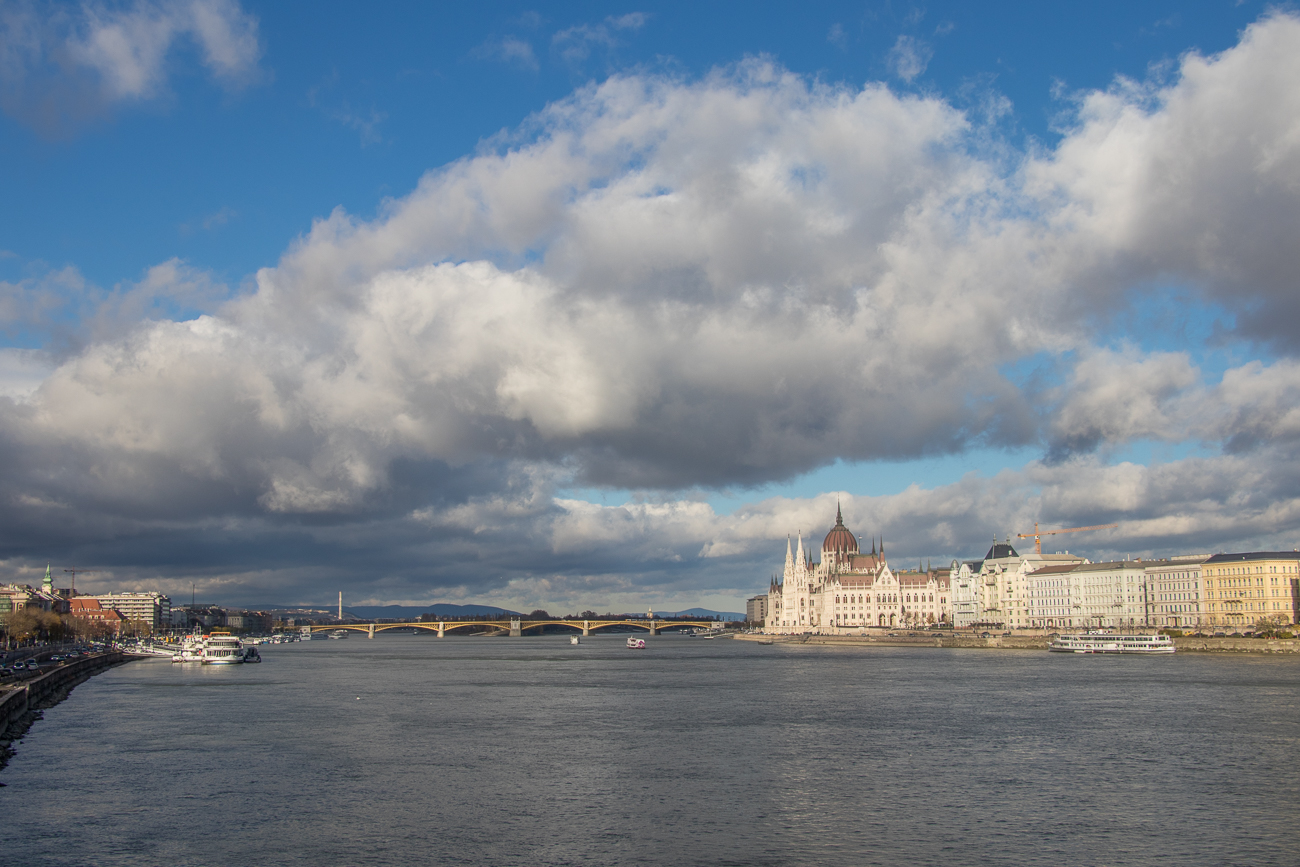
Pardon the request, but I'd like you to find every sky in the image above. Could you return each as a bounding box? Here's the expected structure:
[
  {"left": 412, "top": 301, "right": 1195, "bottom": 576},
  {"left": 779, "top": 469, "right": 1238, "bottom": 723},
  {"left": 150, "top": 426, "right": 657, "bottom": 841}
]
[{"left": 2, "top": 1, "right": 1300, "bottom": 614}]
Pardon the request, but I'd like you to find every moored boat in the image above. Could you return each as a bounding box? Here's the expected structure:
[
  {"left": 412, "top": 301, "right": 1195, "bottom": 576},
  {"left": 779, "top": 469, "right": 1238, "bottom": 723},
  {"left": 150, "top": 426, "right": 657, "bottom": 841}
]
[
  {"left": 172, "top": 635, "right": 205, "bottom": 663},
  {"left": 1048, "top": 632, "right": 1175, "bottom": 654},
  {"left": 201, "top": 631, "right": 244, "bottom": 664}
]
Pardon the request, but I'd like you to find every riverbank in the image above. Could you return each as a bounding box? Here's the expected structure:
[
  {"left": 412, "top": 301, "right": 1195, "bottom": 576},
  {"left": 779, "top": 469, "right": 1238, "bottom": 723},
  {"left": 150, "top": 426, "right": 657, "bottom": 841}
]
[
  {"left": 0, "top": 651, "right": 134, "bottom": 778},
  {"left": 734, "top": 633, "right": 1300, "bottom": 653}
]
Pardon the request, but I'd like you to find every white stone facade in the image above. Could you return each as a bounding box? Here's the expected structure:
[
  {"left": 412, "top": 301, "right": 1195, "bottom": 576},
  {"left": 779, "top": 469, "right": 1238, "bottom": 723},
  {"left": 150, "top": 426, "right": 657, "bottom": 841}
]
[
  {"left": 764, "top": 507, "right": 951, "bottom": 633},
  {"left": 950, "top": 543, "right": 1086, "bottom": 629},
  {"left": 1143, "top": 556, "right": 1209, "bottom": 629}
]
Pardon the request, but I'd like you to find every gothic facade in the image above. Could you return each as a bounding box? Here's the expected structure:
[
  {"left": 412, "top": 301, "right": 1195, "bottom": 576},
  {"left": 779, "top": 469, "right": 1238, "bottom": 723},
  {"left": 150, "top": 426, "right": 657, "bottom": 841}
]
[{"left": 764, "top": 506, "right": 951, "bottom": 633}]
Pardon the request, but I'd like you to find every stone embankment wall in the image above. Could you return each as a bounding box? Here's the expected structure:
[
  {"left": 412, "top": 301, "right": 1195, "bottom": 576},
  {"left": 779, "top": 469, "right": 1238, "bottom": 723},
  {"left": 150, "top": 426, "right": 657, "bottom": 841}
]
[
  {"left": 1174, "top": 637, "right": 1299, "bottom": 653},
  {"left": 735, "top": 633, "right": 1046, "bottom": 649},
  {"left": 1, "top": 652, "right": 126, "bottom": 731},
  {"left": 736, "top": 634, "right": 1300, "bottom": 654}
]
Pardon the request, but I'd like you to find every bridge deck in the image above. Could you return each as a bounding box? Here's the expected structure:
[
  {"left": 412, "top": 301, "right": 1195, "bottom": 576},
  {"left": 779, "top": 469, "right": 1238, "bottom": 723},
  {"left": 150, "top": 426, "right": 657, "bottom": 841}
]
[{"left": 308, "top": 619, "right": 719, "bottom": 635}]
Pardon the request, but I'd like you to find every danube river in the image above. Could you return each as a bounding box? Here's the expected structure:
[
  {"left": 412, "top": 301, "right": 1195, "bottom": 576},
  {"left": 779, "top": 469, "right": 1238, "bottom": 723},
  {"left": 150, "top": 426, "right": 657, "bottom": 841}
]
[{"left": 2, "top": 636, "right": 1297, "bottom": 866}]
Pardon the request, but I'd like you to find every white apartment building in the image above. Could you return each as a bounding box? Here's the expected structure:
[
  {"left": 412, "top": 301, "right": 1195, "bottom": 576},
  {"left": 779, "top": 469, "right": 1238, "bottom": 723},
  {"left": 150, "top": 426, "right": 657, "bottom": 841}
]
[
  {"left": 1025, "top": 559, "right": 1155, "bottom": 629},
  {"left": 1144, "top": 556, "right": 1209, "bottom": 629},
  {"left": 950, "top": 541, "right": 1085, "bottom": 629},
  {"left": 88, "top": 592, "right": 171, "bottom": 631}
]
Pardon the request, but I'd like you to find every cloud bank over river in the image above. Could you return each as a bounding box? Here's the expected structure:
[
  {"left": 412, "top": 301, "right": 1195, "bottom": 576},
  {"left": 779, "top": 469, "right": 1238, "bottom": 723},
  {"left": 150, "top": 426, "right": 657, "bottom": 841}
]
[{"left": 4, "top": 12, "right": 1300, "bottom": 610}]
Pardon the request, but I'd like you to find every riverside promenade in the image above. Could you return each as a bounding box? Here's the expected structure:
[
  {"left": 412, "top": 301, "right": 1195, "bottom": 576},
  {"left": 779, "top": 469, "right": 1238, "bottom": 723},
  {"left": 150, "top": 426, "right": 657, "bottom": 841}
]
[{"left": 734, "top": 632, "right": 1300, "bottom": 653}]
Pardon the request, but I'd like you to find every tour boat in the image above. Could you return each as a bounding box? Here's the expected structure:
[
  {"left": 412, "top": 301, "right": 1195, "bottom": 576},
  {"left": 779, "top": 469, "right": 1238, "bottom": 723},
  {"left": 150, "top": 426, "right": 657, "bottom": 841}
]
[
  {"left": 626, "top": 637, "right": 646, "bottom": 649},
  {"left": 201, "top": 632, "right": 245, "bottom": 664},
  {"left": 1048, "top": 633, "right": 1175, "bottom": 654}
]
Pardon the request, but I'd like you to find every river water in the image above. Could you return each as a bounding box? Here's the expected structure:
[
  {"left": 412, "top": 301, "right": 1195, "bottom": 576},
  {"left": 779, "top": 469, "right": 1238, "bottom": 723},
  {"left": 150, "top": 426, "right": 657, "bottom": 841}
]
[{"left": 1, "top": 635, "right": 1296, "bottom": 866}]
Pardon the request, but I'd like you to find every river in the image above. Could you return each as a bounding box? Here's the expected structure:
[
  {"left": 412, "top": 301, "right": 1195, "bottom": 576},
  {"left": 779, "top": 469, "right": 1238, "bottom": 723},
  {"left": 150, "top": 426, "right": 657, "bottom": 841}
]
[{"left": 2, "top": 635, "right": 1296, "bottom": 866}]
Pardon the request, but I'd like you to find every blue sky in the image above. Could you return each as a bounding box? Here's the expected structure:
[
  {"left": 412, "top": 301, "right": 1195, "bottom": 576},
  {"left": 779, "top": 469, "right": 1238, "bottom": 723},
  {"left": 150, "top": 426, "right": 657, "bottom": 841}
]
[
  {"left": 1, "top": 2, "right": 1268, "bottom": 290},
  {"left": 2, "top": 1, "right": 1299, "bottom": 612}
]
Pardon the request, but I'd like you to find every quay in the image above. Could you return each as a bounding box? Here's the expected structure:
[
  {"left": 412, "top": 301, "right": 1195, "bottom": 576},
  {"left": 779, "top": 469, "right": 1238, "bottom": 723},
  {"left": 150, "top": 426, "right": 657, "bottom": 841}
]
[{"left": 734, "top": 632, "right": 1300, "bottom": 653}]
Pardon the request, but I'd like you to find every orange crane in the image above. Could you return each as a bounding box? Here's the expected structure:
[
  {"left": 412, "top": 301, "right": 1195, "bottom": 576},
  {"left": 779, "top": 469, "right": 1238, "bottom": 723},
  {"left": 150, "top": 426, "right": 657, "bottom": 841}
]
[{"left": 1017, "top": 522, "right": 1118, "bottom": 555}]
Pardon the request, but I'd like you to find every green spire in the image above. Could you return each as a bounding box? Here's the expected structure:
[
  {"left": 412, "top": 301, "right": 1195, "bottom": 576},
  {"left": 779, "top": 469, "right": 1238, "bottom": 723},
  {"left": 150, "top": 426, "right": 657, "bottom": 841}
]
[{"left": 43, "top": 562, "right": 53, "bottom": 591}]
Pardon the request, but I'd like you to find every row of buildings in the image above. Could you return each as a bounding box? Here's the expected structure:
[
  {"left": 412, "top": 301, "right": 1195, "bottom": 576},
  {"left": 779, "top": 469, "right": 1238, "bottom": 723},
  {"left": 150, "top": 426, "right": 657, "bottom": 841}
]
[
  {"left": 754, "top": 508, "right": 1300, "bottom": 633},
  {"left": 0, "top": 566, "right": 273, "bottom": 636},
  {"left": 0, "top": 567, "right": 173, "bottom": 634}
]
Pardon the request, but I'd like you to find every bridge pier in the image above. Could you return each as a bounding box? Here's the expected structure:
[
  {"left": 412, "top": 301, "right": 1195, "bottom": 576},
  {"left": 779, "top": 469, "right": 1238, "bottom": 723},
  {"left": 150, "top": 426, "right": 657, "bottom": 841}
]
[
  {"left": 582, "top": 620, "right": 590, "bottom": 636},
  {"left": 437, "top": 622, "right": 445, "bottom": 638},
  {"left": 509, "top": 618, "right": 522, "bottom": 637},
  {"left": 367, "top": 623, "right": 375, "bottom": 639},
  {"left": 648, "top": 619, "right": 657, "bottom": 636}
]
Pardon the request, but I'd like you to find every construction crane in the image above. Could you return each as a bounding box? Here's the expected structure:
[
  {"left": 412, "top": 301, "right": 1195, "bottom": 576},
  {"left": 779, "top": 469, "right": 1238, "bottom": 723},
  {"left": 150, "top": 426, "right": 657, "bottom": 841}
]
[
  {"left": 63, "top": 568, "right": 99, "bottom": 595},
  {"left": 1017, "top": 522, "right": 1118, "bottom": 556}
]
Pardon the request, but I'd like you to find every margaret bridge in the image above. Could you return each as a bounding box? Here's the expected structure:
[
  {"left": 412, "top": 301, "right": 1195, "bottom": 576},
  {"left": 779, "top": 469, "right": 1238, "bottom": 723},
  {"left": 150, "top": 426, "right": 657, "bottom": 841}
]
[{"left": 307, "top": 619, "right": 720, "bottom": 638}]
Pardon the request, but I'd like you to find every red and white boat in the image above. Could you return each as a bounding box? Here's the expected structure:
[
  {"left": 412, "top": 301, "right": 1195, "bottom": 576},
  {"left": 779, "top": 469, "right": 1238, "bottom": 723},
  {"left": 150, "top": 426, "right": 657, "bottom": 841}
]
[{"left": 626, "top": 637, "right": 646, "bottom": 649}]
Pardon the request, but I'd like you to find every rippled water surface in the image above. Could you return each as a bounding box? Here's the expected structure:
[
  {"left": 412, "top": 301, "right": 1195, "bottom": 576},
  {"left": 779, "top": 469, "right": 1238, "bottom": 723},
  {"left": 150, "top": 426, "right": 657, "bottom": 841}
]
[{"left": 2, "top": 636, "right": 1297, "bottom": 866}]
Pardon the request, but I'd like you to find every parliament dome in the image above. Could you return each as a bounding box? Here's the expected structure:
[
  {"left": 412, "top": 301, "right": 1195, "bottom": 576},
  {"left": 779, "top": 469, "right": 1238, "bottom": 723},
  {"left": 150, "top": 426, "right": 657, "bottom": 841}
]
[{"left": 822, "top": 504, "right": 859, "bottom": 557}]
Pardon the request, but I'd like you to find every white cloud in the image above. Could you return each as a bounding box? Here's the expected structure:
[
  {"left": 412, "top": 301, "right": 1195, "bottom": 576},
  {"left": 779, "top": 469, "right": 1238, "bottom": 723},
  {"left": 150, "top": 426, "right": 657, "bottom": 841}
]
[
  {"left": 552, "top": 12, "right": 647, "bottom": 65},
  {"left": 0, "top": 349, "right": 54, "bottom": 400},
  {"left": 474, "top": 36, "right": 539, "bottom": 72},
  {"left": 1026, "top": 12, "right": 1300, "bottom": 345},
  {"left": 2, "top": 15, "right": 1300, "bottom": 604},
  {"left": 888, "top": 35, "right": 932, "bottom": 82},
  {"left": 0, "top": 0, "right": 262, "bottom": 132}
]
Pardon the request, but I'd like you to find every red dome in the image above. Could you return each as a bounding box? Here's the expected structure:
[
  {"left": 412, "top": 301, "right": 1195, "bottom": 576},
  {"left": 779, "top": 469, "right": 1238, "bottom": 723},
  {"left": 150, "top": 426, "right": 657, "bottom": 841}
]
[{"left": 822, "top": 505, "right": 859, "bottom": 556}]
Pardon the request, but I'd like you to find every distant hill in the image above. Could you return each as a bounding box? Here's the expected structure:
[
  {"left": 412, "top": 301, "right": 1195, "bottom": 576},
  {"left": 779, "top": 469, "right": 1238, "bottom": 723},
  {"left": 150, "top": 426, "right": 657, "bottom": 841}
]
[
  {"left": 345, "top": 603, "right": 519, "bottom": 620},
  {"left": 647, "top": 608, "right": 746, "bottom": 622}
]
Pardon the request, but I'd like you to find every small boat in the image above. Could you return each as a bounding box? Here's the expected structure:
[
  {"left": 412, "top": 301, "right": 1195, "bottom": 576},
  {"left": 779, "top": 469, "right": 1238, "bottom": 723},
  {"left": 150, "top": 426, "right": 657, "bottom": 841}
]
[
  {"left": 328, "top": 629, "right": 349, "bottom": 640},
  {"left": 569, "top": 635, "right": 581, "bottom": 645},
  {"left": 626, "top": 637, "right": 646, "bottom": 649},
  {"left": 243, "top": 648, "right": 262, "bottom": 663},
  {"left": 172, "top": 635, "right": 205, "bottom": 663}
]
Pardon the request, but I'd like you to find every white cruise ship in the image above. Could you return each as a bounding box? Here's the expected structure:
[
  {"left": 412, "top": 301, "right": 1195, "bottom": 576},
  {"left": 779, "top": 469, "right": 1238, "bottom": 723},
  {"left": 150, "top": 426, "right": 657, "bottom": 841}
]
[
  {"left": 1049, "top": 633, "right": 1175, "bottom": 654},
  {"left": 201, "top": 632, "right": 245, "bottom": 664}
]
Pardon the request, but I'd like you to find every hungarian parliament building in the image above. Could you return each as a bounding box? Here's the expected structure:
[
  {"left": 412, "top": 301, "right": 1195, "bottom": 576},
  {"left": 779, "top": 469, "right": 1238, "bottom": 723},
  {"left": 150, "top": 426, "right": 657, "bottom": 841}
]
[
  {"left": 763, "top": 506, "right": 950, "bottom": 632},
  {"left": 757, "top": 507, "right": 1300, "bottom": 633}
]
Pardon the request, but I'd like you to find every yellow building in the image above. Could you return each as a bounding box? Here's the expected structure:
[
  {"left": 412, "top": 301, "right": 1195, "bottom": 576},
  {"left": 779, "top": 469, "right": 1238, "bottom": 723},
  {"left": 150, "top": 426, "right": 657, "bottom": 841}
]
[{"left": 1202, "top": 552, "right": 1300, "bottom": 630}]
